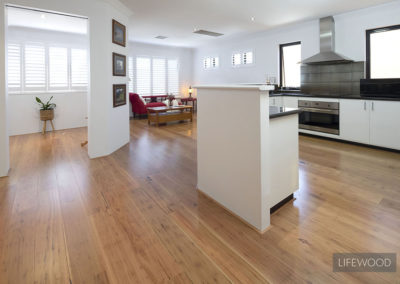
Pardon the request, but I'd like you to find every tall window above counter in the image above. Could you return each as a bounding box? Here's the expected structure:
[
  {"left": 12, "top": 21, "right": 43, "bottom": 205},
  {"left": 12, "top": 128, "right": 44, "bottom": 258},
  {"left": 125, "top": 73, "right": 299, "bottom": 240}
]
[
  {"left": 361, "top": 24, "right": 400, "bottom": 99},
  {"left": 279, "top": 41, "right": 301, "bottom": 90}
]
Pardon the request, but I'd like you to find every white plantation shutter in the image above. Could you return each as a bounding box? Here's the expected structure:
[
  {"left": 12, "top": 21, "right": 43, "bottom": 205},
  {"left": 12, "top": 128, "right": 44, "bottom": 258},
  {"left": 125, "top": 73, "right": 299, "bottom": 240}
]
[
  {"left": 49, "top": 47, "right": 68, "bottom": 89},
  {"left": 7, "top": 43, "right": 21, "bottom": 90},
  {"left": 243, "top": 51, "right": 253, "bottom": 64},
  {"left": 212, "top": 57, "right": 219, "bottom": 68},
  {"left": 152, "top": 58, "right": 166, "bottom": 95},
  {"left": 136, "top": 57, "right": 151, "bottom": 95},
  {"left": 128, "top": 57, "right": 134, "bottom": 93},
  {"left": 232, "top": 53, "right": 241, "bottom": 66},
  {"left": 204, "top": 58, "right": 211, "bottom": 69},
  {"left": 24, "top": 44, "right": 46, "bottom": 89},
  {"left": 71, "top": 49, "right": 88, "bottom": 88},
  {"left": 167, "top": 59, "right": 179, "bottom": 95}
]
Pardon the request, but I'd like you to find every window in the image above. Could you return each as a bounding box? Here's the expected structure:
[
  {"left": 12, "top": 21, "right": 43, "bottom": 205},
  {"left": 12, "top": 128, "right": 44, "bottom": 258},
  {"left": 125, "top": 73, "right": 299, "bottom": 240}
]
[
  {"left": 128, "top": 56, "right": 134, "bottom": 93},
  {"left": 167, "top": 59, "right": 179, "bottom": 95},
  {"left": 24, "top": 44, "right": 46, "bottom": 90},
  {"left": 136, "top": 57, "right": 151, "bottom": 95},
  {"left": 243, "top": 51, "right": 253, "bottom": 65},
  {"left": 71, "top": 49, "right": 88, "bottom": 88},
  {"left": 204, "top": 56, "right": 219, "bottom": 69},
  {"left": 232, "top": 51, "right": 253, "bottom": 66},
  {"left": 135, "top": 56, "right": 180, "bottom": 96},
  {"left": 49, "top": 47, "right": 68, "bottom": 89},
  {"left": 280, "top": 42, "right": 301, "bottom": 89},
  {"left": 7, "top": 42, "right": 88, "bottom": 93},
  {"left": 232, "top": 53, "right": 241, "bottom": 66},
  {"left": 366, "top": 25, "right": 400, "bottom": 79},
  {"left": 7, "top": 43, "right": 21, "bottom": 90},
  {"left": 152, "top": 58, "right": 166, "bottom": 95}
]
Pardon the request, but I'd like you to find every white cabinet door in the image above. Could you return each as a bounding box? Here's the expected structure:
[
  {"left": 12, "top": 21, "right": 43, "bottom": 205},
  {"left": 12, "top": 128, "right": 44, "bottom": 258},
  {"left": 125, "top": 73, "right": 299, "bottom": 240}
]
[
  {"left": 283, "top": 96, "right": 299, "bottom": 108},
  {"left": 340, "top": 99, "right": 370, "bottom": 144},
  {"left": 269, "top": 96, "right": 283, "bottom": 107},
  {"left": 370, "top": 100, "right": 400, "bottom": 150}
]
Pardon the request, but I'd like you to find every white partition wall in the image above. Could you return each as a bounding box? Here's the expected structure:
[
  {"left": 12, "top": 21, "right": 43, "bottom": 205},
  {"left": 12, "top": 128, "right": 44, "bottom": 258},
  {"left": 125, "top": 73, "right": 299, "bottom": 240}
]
[
  {"left": 0, "top": 0, "right": 132, "bottom": 177},
  {"left": 196, "top": 85, "right": 273, "bottom": 232},
  {"left": 0, "top": 1, "right": 9, "bottom": 177}
]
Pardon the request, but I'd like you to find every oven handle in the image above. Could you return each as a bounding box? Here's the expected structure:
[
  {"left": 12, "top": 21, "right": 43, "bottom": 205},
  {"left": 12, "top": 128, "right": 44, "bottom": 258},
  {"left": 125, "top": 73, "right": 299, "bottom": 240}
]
[{"left": 300, "top": 107, "right": 339, "bottom": 115}]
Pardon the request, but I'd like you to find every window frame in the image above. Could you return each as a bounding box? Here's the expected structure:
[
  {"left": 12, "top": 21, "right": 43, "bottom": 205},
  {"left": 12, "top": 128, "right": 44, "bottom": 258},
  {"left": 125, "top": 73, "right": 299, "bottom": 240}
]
[
  {"left": 366, "top": 24, "right": 400, "bottom": 79},
  {"left": 7, "top": 41, "right": 88, "bottom": 95},
  {"left": 135, "top": 55, "right": 180, "bottom": 96},
  {"left": 231, "top": 50, "right": 254, "bottom": 67},
  {"left": 203, "top": 56, "right": 219, "bottom": 70},
  {"left": 279, "top": 41, "right": 301, "bottom": 90}
]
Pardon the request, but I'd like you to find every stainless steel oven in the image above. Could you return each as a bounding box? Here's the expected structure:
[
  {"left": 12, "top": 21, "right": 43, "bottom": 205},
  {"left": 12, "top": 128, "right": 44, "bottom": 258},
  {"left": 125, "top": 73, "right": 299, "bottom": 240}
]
[{"left": 298, "top": 100, "right": 340, "bottom": 135}]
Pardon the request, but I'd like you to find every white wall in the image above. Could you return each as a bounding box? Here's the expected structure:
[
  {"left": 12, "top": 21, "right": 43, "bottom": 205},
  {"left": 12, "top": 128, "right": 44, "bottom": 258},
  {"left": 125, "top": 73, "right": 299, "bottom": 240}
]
[
  {"left": 128, "top": 41, "right": 193, "bottom": 115},
  {"left": 7, "top": 27, "right": 88, "bottom": 136},
  {"left": 0, "top": 0, "right": 132, "bottom": 177},
  {"left": 0, "top": 1, "right": 9, "bottom": 177},
  {"left": 8, "top": 93, "right": 87, "bottom": 135},
  {"left": 193, "top": 1, "right": 400, "bottom": 85}
]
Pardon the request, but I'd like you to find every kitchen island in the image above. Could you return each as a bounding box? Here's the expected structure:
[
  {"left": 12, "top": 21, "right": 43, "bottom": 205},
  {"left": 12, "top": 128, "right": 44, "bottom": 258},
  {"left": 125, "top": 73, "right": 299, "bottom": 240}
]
[{"left": 195, "top": 85, "right": 299, "bottom": 233}]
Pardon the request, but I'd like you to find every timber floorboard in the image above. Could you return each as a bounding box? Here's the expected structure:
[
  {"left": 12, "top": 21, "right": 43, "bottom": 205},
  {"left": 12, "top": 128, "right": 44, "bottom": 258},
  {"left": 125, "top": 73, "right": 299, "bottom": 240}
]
[{"left": 0, "top": 115, "right": 399, "bottom": 283}]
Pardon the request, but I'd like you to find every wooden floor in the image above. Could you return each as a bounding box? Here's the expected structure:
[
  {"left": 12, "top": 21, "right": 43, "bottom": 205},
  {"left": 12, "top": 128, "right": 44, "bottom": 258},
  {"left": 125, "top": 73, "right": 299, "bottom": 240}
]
[{"left": 1, "top": 116, "right": 400, "bottom": 283}]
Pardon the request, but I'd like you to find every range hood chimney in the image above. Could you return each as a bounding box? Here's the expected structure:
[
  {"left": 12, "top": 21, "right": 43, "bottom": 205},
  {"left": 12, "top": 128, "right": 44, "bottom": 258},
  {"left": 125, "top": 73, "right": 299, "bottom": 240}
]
[{"left": 302, "top": 16, "right": 353, "bottom": 65}]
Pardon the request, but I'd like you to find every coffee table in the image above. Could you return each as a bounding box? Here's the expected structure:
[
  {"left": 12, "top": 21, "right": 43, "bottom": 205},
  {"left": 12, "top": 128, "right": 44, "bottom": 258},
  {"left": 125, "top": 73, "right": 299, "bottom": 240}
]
[{"left": 147, "top": 105, "right": 193, "bottom": 126}]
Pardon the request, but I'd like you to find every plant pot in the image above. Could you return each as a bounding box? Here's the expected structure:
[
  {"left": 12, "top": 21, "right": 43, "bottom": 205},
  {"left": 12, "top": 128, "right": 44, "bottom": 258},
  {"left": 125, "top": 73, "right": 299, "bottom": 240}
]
[{"left": 40, "top": 109, "right": 54, "bottom": 121}]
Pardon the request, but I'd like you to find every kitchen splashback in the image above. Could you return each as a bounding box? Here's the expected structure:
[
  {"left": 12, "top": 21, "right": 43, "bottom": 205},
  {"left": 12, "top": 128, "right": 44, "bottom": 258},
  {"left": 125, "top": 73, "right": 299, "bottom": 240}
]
[{"left": 301, "top": 61, "right": 364, "bottom": 96}]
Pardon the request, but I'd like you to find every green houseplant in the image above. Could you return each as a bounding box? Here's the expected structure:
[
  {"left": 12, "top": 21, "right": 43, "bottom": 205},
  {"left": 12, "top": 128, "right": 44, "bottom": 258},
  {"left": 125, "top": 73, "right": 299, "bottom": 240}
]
[{"left": 36, "top": 96, "right": 56, "bottom": 122}]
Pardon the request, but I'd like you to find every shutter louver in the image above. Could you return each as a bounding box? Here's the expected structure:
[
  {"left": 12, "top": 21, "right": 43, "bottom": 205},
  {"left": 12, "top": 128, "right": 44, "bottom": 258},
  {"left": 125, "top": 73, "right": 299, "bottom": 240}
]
[
  {"left": 136, "top": 57, "right": 151, "bottom": 95},
  {"left": 49, "top": 47, "right": 68, "bottom": 89},
  {"left": 232, "top": 53, "right": 241, "bottom": 66},
  {"left": 7, "top": 43, "right": 21, "bottom": 91},
  {"left": 152, "top": 58, "right": 166, "bottom": 95},
  {"left": 167, "top": 59, "right": 179, "bottom": 95},
  {"left": 243, "top": 52, "right": 253, "bottom": 64},
  {"left": 71, "top": 49, "right": 88, "bottom": 88},
  {"left": 128, "top": 57, "right": 134, "bottom": 93},
  {"left": 24, "top": 44, "right": 46, "bottom": 90}
]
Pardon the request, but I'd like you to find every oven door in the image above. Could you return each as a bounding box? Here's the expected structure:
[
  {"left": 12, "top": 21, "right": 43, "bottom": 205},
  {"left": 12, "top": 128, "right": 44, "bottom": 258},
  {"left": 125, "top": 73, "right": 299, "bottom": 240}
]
[{"left": 299, "top": 107, "right": 340, "bottom": 135}]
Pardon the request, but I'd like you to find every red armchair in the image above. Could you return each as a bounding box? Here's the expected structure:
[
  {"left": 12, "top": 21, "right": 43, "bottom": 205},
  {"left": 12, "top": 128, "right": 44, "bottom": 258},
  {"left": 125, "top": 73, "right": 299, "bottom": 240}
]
[{"left": 129, "top": 93, "right": 166, "bottom": 117}]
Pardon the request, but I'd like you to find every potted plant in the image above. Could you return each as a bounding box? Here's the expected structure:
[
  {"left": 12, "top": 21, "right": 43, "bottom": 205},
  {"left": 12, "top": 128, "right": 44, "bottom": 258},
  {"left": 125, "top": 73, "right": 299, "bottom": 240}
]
[{"left": 36, "top": 96, "right": 56, "bottom": 121}]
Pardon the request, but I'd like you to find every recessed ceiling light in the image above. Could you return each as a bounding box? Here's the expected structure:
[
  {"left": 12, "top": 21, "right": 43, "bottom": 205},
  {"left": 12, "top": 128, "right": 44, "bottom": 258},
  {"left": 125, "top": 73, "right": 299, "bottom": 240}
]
[
  {"left": 251, "top": 17, "right": 255, "bottom": 22},
  {"left": 41, "top": 14, "right": 46, "bottom": 19}
]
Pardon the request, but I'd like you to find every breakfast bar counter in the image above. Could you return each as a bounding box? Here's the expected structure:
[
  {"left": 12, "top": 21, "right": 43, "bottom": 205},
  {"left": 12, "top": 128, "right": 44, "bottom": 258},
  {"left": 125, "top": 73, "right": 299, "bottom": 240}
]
[{"left": 194, "top": 85, "right": 299, "bottom": 233}]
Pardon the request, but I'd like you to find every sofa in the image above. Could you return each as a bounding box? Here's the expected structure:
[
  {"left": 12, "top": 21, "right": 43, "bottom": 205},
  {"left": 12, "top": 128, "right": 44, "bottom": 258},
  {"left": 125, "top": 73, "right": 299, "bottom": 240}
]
[{"left": 129, "top": 93, "right": 166, "bottom": 117}]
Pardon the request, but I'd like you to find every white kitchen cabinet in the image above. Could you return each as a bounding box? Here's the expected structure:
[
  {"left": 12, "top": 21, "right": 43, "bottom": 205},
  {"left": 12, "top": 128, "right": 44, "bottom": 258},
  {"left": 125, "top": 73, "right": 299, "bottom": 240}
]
[
  {"left": 340, "top": 100, "right": 370, "bottom": 144},
  {"left": 269, "top": 96, "right": 283, "bottom": 107},
  {"left": 283, "top": 96, "right": 299, "bottom": 108},
  {"left": 369, "top": 100, "right": 400, "bottom": 150}
]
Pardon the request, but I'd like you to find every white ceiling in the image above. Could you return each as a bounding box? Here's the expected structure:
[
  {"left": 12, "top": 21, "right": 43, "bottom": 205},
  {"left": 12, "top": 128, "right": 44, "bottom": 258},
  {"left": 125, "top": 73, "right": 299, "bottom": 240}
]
[
  {"left": 7, "top": 6, "right": 88, "bottom": 34},
  {"left": 121, "top": 0, "right": 396, "bottom": 47}
]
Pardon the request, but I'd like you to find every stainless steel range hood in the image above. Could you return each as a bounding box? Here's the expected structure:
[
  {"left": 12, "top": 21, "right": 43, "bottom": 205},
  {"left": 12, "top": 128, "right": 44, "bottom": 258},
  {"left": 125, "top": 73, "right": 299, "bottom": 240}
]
[{"left": 302, "top": 16, "right": 353, "bottom": 65}]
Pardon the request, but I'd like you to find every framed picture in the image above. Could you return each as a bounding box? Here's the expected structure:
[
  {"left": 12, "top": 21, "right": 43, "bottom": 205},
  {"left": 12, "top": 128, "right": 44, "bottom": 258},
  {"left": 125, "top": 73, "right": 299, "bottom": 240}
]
[
  {"left": 113, "top": 84, "right": 126, "bottom": 108},
  {"left": 112, "top": 19, "right": 126, "bottom": 47},
  {"left": 113, "top": 53, "right": 126, "bottom": 76}
]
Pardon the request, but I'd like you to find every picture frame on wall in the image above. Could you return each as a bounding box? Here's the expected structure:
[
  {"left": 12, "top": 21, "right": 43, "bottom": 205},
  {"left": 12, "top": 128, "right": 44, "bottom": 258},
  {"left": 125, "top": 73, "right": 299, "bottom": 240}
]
[
  {"left": 113, "top": 53, "right": 126, "bottom": 76},
  {"left": 112, "top": 19, "right": 126, "bottom": 47},
  {"left": 113, "top": 84, "right": 127, "bottom": 108}
]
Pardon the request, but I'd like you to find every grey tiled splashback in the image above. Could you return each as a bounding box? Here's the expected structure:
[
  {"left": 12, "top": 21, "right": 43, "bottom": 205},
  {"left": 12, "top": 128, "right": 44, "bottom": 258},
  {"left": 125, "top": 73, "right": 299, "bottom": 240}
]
[{"left": 301, "top": 61, "right": 364, "bottom": 96}]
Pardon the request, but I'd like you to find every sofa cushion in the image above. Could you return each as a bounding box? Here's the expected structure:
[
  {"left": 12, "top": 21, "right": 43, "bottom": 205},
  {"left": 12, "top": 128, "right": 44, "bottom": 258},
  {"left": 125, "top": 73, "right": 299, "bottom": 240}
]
[{"left": 146, "top": 102, "right": 166, "bottom": 108}]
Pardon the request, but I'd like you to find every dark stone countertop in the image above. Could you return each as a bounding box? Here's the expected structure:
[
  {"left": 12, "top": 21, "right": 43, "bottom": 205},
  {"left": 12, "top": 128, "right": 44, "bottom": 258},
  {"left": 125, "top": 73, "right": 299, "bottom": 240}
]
[
  {"left": 270, "top": 91, "right": 400, "bottom": 101},
  {"left": 269, "top": 106, "right": 300, "bottom": 119}
]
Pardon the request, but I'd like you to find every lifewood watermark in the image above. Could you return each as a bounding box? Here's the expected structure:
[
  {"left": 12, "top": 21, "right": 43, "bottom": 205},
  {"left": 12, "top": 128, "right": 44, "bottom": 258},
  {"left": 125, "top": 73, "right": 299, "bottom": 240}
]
[{"left": 333, "top": 253, "right": 397, "bottom": 272}]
